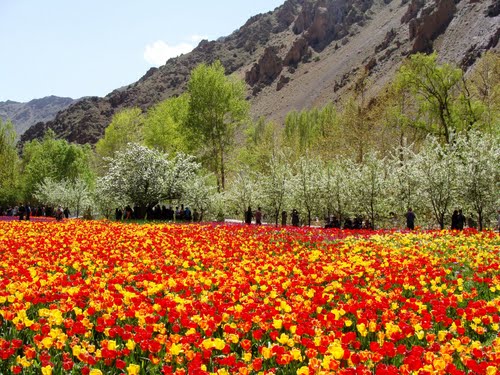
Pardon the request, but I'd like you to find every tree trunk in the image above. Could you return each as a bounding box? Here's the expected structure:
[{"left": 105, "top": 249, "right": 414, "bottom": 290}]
[
  {"left": 439, "top": 214, "right": 445, "bottom": 230},
  {"left": 220, "top": 149, "right": 225, "bottom": 191}
]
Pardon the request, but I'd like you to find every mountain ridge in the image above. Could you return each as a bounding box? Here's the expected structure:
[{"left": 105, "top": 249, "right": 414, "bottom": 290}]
[
  {"left": 0, "top": 96, "right": 77, "bottom": 136},
  {"left": 20, "top": 0, "right": 499, "bottom": 145}
]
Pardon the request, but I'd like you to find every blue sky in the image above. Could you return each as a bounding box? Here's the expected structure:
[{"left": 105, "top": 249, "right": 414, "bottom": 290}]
[{"left": 0, "top": 1, "right": 285, "bottom": 102}]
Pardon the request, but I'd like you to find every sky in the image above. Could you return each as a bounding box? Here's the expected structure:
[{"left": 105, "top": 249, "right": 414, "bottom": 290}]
[{"left": 0, "top": 0, "right": 285, "bottom": 102}]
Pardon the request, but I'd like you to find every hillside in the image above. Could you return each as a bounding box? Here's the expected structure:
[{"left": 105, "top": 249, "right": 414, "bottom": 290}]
[
  {"left": 21, "top": 0, "right": 500, "bottom": 145},
  {"left": 0, "top": 96, "right": 76, "bottom": 136}
]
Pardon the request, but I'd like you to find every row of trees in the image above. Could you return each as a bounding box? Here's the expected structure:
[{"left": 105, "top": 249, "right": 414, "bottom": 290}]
[
  {"left": 28, "top": 131, "right": 500, "bottom": 230},
  {"left": 0, "top": 52, "right": 498, "bottom": 228}
]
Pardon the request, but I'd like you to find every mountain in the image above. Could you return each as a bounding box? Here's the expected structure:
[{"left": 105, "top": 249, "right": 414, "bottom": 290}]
[
  {"left": 21, "top": 0, "right": 499, "bottom": 145},
  {"left": 0, "top": 96, "right": 77, "bottom": 136}
]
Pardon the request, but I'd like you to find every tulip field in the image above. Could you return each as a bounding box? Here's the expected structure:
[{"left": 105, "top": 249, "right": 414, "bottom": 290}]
[{"left": 0, "top": 221, "right": 499, "bottom": 375}]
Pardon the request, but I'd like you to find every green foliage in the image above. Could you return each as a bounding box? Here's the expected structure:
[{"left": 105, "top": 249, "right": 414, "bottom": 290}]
[
  {"left": 239, "top": 117, "right": 282, "bottom": 172},
  {"left": 95, "top": 107, "right": 144, "bottom": 158},
  {"left": 463, "top": 51, "right": 500, "bottom": 135},
  {"left": 284, "top": 103, "right": 340, "bottom": 161},
  {"left": 143, "top": 94, "right": 190, "bottom": 153},
  {"left": 0, "top": 119, "right": 20, "bottom": 205},
  {"left": 21, "top": 130, "right": 95, "bottom": 200},
  {"left": 186, "top": 60, "right": 249, "bottom": 191},
  {"left": 397, "top": 53, "right": 463, "bottom": 143}
]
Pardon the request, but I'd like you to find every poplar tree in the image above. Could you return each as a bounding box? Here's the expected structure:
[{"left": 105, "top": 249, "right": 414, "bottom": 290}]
[{"left": 186, "top": 61, "right": 249, "bottom": 192}]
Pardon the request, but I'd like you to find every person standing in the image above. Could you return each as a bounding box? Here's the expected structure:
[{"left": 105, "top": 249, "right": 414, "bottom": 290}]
[
  {"left": 291, "top": 209, "right": 300, "bottom": 227},
  {"left": 281, "top": 210, "right": 287, "bottom": 226},
  {"left": 255, "top": 207, "right": 262, "bottom": 225},
  {"left": 245, "top": 206, "right": 253, "bottom": 225},
  {"left": 451, "top": 210, "right": 459, "bottom": 230},
  {"left": 405, "top": 208, "right": 416, "bottom": 230},
  {"left": 457, "top": 209, "right": 465, "bottom": 230},
  {"left": 25, "top": 203, "right": 31, "bottom": 221}
]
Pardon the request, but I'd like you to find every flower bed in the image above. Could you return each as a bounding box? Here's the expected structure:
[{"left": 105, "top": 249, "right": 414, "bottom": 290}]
[{"left": 0, "top": 221, "right": 499, "bottom": 374}]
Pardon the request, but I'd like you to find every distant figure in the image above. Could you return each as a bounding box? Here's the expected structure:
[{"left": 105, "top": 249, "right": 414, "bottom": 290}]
[
  {"left": 18, "top": 204, "right": 25, "bottom": 221},
  {"left": 255, "top": 207, "right": 262, "bottom": 225},
  {"left": 245, "top": 206, "right": 253, "bottom": 225},
  {"left": 451, "top": 210, "right": 459, "bottom": 230},
  {"left": 64, "top": 207, "right": 70, "bottom": 219},
  {"left": 56, "top": 206, "right": 64, "bottom": 221},
  {"left": 405, "top": 208, "right": 416, "bottom": 230},
  {"left": 457, "top": 209, "right": 465, "bottom": 230},
  {"left": 193, "top": 209, "right": 200, "bottom": 223},
  {"left": 185, "top": 207, "right": 192, "bottom": 222},
  {"left": 25, "top": 203, "right": 31, "bottom": 221},
  {"left": 343, "top": 217, "right": 352, "bottom": 230},
  {"left": 467, "top": 213, "right": 477, "bottom": 229},
  {"left": 291, "top": 209, "right": 299, "bottom": 227},
  {"left": 125, "top": 205, "right": 133, "bottom": 220},
  {"left": 115, "top": 208, "right": 123, "bottom": 221},
  {"left": 281, "top": 210, "right": 287, "bottom": 226}
]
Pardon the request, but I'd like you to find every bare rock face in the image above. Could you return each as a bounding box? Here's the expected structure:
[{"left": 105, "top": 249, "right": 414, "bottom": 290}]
[
  {"left": 245, "top": 47, "right": 283, "bottom": 86},
  {"left": 20, "top": 0, "right": 499, "bottom": 146},
  {"left": 401, "top": 0, "right": 425, "bottom": 24},
  {"left": 292, "top": 0, "right": 373, "bottom": 52},
  {"left": 284, "top": 37, "right": 311, "bottom": 67},
  {"left": 275, "top": 1, "right": 300, "bottom": 32},
  {"left": 486, "top": 0, "right": 500, "bottom": 17},
  {"left": 408, "top": 0, "right": 457, "bottom": 53},
  {"left": 375, "top": 28, "right": 397, "bottom": 53},
  {"left": 276, "top": 75, "right": 291, "bottom": 91}
]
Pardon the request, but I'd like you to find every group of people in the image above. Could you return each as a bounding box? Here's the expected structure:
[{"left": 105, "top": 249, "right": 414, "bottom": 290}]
[
  {"left": 0, "top": 204, "right": 70, "bottom": 221},
  {"left": 324, "top": 215, "right": 373, "bottom": 230},
  {"left": 406, "top": 207, "right": 477, "bottom": 230},
  {"left": 115, "top": 204, "right": 201, "bottom": 222}
]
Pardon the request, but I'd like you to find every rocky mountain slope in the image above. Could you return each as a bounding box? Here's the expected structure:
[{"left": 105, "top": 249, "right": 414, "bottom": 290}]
[
  {"left": 21, "top": 0, "right": 500, "bottom": 145},
  {"left": 0, "top": 96, "right": 76, "bottom": 136}
]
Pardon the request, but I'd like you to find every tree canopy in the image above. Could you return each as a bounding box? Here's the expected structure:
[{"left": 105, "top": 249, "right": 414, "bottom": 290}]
[{"left": 186, "top": 60, "right": 249, "bottom": 191}]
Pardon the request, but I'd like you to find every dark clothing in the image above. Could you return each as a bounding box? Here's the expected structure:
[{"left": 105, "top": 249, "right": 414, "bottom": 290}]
[
  {"left": 291, "top": 210, "right": 299, "bottom": 227},
  {"left": 255, "top": 209, "right": 262, "bottom": 225},
  {"left": 281, "top": 211, "right": 287, "bottom": 226},
  {"left": 457, "top": 211, "right": 465, "bottom": 230},
  {"left": 245, "top": 208, "right": 252, "bottom": 224},
  {"left": 451, "top": 211, "right": 459, "bottom": 230},
  {"left": 406, "top": 211, "right": 416, "bottom": 230}
]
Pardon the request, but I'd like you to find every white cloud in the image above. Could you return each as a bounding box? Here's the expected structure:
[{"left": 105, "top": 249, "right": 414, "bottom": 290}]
[{"left": 143, "top": 40, "right": 194, "bottom": 66}]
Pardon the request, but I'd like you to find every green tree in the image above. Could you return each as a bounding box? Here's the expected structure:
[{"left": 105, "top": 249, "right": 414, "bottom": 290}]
[
  {"left": 0, "top": 119, "right": 20, "bottom": 205},
  {"left": 95, "top": 107, "right": 144, "bottom": 158},
  {"left": 464, "top": 51, "right": 500, "bottom": 135},
  {"left": 186, "top": 60, "right": 249, "bottom": 191},
  {"left": 455, "top": 131, "right": 500, "bottom": 231},
  {"left": 397, "top": 53, "right": 462, "bottom": 143},
  {"left": 21, "top": 130, "right": 94, "bottom": 200},
  {"left": 284, "top": 103, "right": 340, "bottom": 161},
  {"left": 143, "top": 94, "right": 189, "bottom": 153},
  {"left": 260, "top": 151, "right": 292, "bottom": 226},
  {"left": 240, "top": 117, "right": 282, "bottom": 173}
]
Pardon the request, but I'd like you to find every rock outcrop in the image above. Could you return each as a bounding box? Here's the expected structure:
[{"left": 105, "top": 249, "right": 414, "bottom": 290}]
[
  {"left": 407, "top": 0, "right": 457, "bottom": 53},
  {"left": 245, "top": 47, "right": 283, "bottom": 86},
  {"left": 284, "top": 37, "right": 311, "bottom": 67}
]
